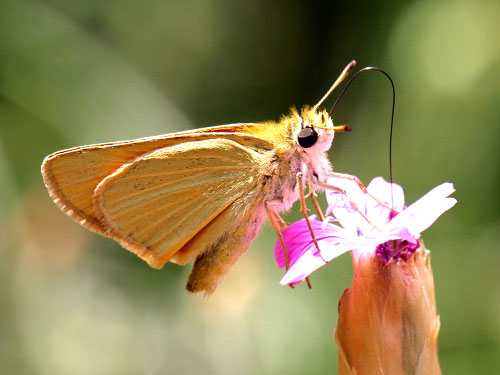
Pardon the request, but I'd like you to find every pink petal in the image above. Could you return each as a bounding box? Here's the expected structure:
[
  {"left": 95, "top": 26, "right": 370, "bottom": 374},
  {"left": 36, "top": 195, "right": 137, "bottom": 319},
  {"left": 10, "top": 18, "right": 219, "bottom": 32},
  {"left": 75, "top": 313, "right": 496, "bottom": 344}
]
[
  {"left": 275, "top": 220, "right": 354, "bottom": 285},
  {"left": 366, "top": 177, "right": 405, "bottom": 212},
  {"left": 280, "top": 239, "right": 353, "bottom": 285},
  {"left": 325, "top": 176, "right": 367, "bottom": 217},
  {"left": 363, "top": 178, "right": 405, "bottom": 228},
  {"left": 324, "top": 178, "right": 371, "bottom": 235},
  {"left": 275, "top": 220, "right": 355, "bottom": 285},
  {"left": 326, "top": 193, "right": 366, "bottom": 237},
  {"left": 324, "top": 176, "right": 406, "bottom": 233},
  {"left": 274, "top": 220, "right": 314, "bottom": 269},
  {"left": 382, "top": 227, "right": 417, "bottom": 244},
  {"left": 275, "top": 219, "right": 341, "bottom": 268},
  {"left": 385, "top": 183, "right": 457, "bottom": 236},
  {"left": 346, "top": 228, "right": 416, "bottom": 258}
]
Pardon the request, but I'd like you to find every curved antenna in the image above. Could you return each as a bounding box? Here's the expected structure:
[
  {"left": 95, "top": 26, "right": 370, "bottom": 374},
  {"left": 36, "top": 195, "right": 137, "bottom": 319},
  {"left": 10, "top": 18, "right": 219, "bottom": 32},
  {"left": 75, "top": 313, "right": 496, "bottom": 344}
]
[
  {"left": 329, "top": 67, "right": 396, "bottom": 192},
  {"left": 313, "top": 60, "right": 357, "bottom": 112}
]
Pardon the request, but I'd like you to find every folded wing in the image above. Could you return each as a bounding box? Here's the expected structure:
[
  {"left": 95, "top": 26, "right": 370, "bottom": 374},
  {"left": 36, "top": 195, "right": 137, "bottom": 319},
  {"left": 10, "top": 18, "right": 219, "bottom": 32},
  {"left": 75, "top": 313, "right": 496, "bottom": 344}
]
[
  {"left": 94, "top": 138, "right": 271, "bottom": 268},
  {"left": 41, "top": 127, "right": 266, "bottom": 235}
]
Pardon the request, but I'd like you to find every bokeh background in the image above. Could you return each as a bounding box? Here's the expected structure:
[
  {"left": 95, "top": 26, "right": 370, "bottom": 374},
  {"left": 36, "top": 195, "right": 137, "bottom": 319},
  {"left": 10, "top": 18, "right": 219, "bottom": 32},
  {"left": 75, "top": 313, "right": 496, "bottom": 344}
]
[{"left": 1, "top": 0, "right": 499, "bottom": 373}]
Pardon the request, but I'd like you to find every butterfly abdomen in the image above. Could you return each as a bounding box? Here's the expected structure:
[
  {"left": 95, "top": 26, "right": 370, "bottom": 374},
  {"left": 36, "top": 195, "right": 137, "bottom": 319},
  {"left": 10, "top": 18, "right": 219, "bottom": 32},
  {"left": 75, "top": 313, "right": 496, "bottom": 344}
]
[{"left": 185, "top": 197, "right": 267, "bottom": 295}]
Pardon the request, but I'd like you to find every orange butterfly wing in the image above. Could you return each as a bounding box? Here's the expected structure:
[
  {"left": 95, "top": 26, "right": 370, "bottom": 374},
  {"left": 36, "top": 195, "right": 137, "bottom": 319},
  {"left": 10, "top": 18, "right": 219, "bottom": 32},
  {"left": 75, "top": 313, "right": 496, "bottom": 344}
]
[
  {"left": 41, "top": 124, "right": 269, "bottom": 235},
  {"left": 42, "top": 128, "right": 275, "bottom": 267}
]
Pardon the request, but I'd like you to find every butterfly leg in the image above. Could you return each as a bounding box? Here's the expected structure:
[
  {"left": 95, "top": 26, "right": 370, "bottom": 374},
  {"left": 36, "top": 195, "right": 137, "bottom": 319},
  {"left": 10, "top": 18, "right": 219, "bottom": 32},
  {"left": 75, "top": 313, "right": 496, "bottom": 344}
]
[
  {"left": 265, "top": 204, "right": 300, "bottom": 288},
  {"left": 297, "top": 172, "right": 328, "bottom": 265},
  {"left": 265, "top": 203, "right": 289, "bottom": 269},
  {"left": 319, "top": 176, "right": 384, "bottom": 232},
  {"left": 328, "top": 172, "right": 398, "bottom": 213},
  {"left": 306, "top": 175, "right": 325, "bottom": 221},
  {"left": 266, "top": 203, "right": 314, "bottom": 288}
]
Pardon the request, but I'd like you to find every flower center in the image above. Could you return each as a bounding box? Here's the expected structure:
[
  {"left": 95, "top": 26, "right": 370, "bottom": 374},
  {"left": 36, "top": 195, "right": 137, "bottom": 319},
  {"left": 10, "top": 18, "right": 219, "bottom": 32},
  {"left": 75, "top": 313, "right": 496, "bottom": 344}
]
[{"left": 375, "top": 239, "right": 419, "bottom": 264}]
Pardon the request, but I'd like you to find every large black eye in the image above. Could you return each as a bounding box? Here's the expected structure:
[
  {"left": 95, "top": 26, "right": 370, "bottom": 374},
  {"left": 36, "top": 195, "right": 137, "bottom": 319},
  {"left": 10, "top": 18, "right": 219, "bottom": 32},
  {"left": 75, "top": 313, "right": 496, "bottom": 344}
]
[{"left": 297, "top": 127, "right": 318, "bottom": 148}]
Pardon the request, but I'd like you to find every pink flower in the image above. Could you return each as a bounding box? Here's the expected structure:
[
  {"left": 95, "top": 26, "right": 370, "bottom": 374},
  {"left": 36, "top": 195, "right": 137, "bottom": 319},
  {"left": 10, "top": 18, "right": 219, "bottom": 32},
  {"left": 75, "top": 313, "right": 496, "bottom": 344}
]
[{"left": 275, "top": 176, "right": 456, "bottom": 285}]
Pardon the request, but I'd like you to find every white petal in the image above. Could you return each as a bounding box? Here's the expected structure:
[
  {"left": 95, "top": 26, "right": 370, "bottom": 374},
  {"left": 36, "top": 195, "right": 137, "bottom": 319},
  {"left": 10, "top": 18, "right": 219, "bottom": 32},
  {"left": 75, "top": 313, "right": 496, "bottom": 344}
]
[{"left": 385, "top": 183, "right": 456, "bottom": 236}]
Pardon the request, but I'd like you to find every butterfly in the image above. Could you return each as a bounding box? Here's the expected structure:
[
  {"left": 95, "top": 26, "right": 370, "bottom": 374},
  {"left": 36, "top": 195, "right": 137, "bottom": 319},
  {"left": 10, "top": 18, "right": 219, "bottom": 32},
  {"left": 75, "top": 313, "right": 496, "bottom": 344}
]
[{"left": 42, "top": 61, "right": 357, "bottom": 294}]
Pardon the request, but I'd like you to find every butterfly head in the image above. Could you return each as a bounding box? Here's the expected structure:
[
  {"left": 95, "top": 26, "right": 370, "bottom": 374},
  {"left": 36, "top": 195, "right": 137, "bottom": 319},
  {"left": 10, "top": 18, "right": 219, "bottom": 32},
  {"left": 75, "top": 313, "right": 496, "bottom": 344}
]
[{"left": 296, "top": 107, "right": 350, "bottom": 153}]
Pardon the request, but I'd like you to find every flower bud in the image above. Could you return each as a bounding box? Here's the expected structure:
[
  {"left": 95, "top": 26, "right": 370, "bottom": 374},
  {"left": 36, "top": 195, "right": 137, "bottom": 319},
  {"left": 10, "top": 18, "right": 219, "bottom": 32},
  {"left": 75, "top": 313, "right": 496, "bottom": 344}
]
[{"left": 335, "top": 242, "right": 441, "bottom": 375}]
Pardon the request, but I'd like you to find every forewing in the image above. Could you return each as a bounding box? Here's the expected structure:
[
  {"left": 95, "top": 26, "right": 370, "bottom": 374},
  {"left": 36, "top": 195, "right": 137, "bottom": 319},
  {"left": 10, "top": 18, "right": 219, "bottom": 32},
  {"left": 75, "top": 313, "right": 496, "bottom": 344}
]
[
  {"left": 41, "top": 127, "right": 267, "bottom": 235},
  {"left": 94, "top": 138, "right": 270, "bottom": 268}
]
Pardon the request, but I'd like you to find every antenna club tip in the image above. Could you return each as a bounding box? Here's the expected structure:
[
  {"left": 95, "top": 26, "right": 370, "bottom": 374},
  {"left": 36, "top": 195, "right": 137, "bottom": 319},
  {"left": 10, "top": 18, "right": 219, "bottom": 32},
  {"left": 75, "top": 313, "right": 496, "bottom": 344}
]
[
  {"left": 332, "top": 125, "right": 352, "bottom": 132},
  {"left": 347, "top": 60, "right": 357, "bottom": 70}
]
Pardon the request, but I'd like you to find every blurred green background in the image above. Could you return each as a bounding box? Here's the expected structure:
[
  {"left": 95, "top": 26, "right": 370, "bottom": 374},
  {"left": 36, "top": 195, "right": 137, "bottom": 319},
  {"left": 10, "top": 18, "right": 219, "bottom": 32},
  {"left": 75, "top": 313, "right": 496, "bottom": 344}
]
[{"left": 1, "top": 0, "right": 499, "bottom": 373}]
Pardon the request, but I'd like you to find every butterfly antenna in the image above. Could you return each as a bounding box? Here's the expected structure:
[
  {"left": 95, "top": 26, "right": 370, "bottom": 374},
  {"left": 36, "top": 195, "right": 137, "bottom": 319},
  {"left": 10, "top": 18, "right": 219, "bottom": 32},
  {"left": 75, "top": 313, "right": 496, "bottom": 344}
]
[
  {"left": 313, "top": 60, "right": 356, "bottom": 112},
  {"left": 329, "top": 66, "right": 396, "bottom": 208}
]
